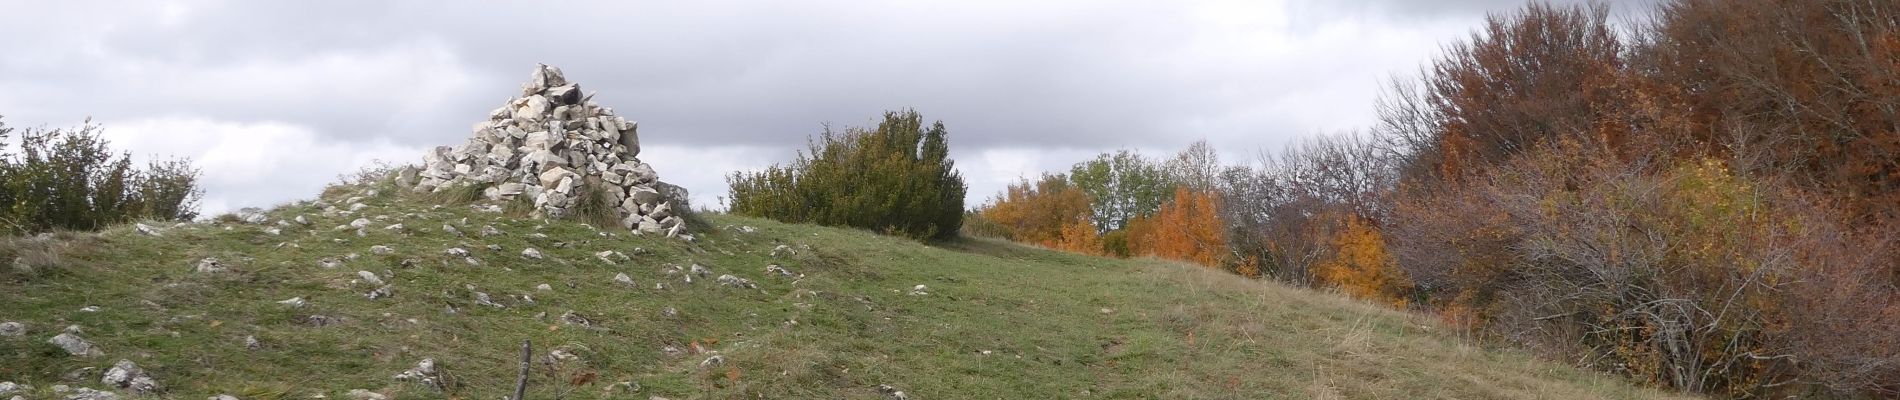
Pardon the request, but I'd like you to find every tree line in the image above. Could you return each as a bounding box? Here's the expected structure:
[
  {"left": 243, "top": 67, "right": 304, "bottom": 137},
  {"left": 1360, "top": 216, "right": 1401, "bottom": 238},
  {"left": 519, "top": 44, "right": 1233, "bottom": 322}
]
[{"left": 962, "top": 1, "right": 1900, "bottom": 397}]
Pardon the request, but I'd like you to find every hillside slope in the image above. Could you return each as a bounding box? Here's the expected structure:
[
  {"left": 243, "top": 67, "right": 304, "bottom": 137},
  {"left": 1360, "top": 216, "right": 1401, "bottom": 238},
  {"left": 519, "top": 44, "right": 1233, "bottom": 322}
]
[{"left": 0, "top": 183, "right": 1685, "bottom": 399}]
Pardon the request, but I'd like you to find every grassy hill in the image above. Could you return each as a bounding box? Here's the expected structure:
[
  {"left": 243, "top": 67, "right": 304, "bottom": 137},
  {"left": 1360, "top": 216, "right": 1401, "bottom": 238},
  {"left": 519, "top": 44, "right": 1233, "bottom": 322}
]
[{"left": 0, "top": 181, "right": 1687, "bottom": 399}]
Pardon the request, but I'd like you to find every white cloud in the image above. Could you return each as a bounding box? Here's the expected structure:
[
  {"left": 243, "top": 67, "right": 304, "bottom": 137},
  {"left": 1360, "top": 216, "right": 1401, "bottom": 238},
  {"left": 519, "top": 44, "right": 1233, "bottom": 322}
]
[
  {"left": 98, "top": 117, "right": 421, "bottom": 215},
  {"left": 0, "top": 0, "right": 1600, "bottom": 216}
]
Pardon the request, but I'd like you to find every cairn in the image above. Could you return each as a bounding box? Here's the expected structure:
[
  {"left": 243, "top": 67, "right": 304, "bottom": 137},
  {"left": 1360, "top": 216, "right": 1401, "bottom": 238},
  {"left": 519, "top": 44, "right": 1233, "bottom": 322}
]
[{"left": 414, "top": 64, "right": 685, "bottom": 236}]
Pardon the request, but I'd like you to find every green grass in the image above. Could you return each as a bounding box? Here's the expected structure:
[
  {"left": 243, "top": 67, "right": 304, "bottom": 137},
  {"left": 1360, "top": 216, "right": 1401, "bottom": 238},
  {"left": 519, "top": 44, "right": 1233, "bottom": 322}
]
[{"left": 0, "top": 182, "right": 1690, "bottom": 399}]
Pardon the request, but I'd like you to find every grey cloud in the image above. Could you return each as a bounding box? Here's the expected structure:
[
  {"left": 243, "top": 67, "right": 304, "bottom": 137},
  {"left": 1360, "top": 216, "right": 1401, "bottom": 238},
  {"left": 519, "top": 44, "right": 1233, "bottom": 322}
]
[{"left": 0, "top": 0, "right": 1657, "bottom": 213}]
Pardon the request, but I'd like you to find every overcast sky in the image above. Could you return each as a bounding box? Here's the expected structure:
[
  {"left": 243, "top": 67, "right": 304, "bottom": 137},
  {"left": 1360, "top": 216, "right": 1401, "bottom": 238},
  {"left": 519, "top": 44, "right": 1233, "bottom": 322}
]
[{"left": 0, "top": 0, "right": 1652, "bottom": 215}]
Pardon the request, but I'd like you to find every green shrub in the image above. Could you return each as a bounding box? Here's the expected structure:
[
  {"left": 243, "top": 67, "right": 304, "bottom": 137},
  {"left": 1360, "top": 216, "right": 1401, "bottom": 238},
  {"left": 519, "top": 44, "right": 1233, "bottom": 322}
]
[
  {"left": 0, "top": 117, "right": 203, "bottom": 234},
  {"left": 727, "top": 109, "right": 966, "bottom": 241}
]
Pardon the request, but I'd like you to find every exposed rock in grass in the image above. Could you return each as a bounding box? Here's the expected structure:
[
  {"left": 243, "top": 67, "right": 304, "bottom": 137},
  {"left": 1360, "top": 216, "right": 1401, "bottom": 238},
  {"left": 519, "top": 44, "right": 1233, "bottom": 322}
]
[
  {"left": 301, "top": 315, "right": 335, "bottom": 327},
  {"left": 277, "top": 297, "right": 306, "bottom": 308},
  {"left": 688, "top": 264, "right": 711, "bottom": 277},
  {"left": 699, "top": 355, "right": 725, "bottom": 369},
  {"left": 659, "top": 306, "right": 679, "bottom": 319},
  {"left": 908, "top": 285, "right": 929, "bottom": 296},
  {"left": 0, "top": 381, "right": 28, "bottom": 395},
  {"left": 349, "top": 218, "right": 372, "bottom": 229},
  {"left": 366, "top": 285, "right": 394, "bottom": 300},
  {"left": 0, "top": 321, "right": 23, "bottom": 337},
  {"left": 392, "top": 358, "right": 445, "bottom": 391},
  {"left": 210, "top": 395, "right": 240, "bottom": 400},
  {"left": 595, "top": 250, "right": 627, "bottom": 263},
  {"left": 559, "top": 311, "right": 595, "bottom": 327},
  {"left": 356, "top": 271, "right": 384, "bottom": 286},
  {"left": 61, "top": 386, "right": 120, "bottom": 400},
  {"left": 613, "top": 273, "right": 636, "bottom": 287},
  {"left": 771, "top": 245, "right": 797, "bottom": 258},
  {"left": 716, "top": 274, "right": 757, "bottom": 289},
  {"left": 444, "top": 248, "right": 469, "bottom": 258},
  {"left": 194, "top": 257, "right": 226, "bottom": 273},
  {"left": 480, "top": 225, "right": 502, "bottom": 237},
  {"left": 134, "top": 223, "right": 162, "bottom": 236},
  {"left": 765, "top": 264, "right": 798, "bottom": 279},
  {"left": 49, "top": 333, "right": 102, "bottom": 357},
  {"left": 346, "top": 389, "right": 386, "bottom": 400},
  {"left": 100, "top": 359, "right": 159, "bottom": 393},
  {"left": 521, "top": 247, "right": 543, "bottom": 259},
  {"left": 535, "top": 283, "right": 553, "bottom": 291},
  {"left": 472, "top": 292, "right": 503, "bottom": 308},
  {"left": 441, "top": 224, "right": 461, "bottom": 236},
  {"left": 318, "top": 257, "right": 343, "bottom": 269},
  {"left": 369, "top": 245, "right": 394, "bottom": 255},
  {"left": 877, "top": 384, "right": 911, "bottom": 400}
]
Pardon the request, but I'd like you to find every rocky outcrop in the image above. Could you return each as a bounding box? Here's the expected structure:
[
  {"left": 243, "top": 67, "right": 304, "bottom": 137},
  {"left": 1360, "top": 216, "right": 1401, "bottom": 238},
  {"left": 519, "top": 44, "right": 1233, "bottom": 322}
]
[{"left": 414, "top": 64, "right": 687, "bottom": 236}]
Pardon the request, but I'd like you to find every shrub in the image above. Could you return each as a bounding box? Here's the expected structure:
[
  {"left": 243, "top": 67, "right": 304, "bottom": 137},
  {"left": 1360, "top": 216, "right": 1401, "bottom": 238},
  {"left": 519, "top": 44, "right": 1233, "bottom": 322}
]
[
  {"left": 726, "top": 110, "right": 966, "bottom": 241},
  {"left": 976, "top": 174, "right": 1094, "bottom": 249},
  {"left": 0, "top": 117, "right": 202, "bottom": 234}
]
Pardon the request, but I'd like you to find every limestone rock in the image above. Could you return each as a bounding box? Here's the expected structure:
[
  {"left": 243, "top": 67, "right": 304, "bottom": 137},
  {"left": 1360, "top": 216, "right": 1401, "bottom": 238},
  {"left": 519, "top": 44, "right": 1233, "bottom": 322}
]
[
  {"left": 613, "top": 273, "right": 636, "bottom": 287},
  {"left": 413, "top": 64, "right": 684, "bottom": 236},
  {"left": 392, "top": 358, "right": 445, "bottom": 390},
  {"left": 0, "top": 321, "right": 23, "bottom": 337},
  {"left": 347, "top": 389, "right": 387, "bottom": 400},
  {"left": 48, "top": 333, "right": 102, "bottom": 357},
  {"left": 101, "top": 359, "right": 159, "bottom": 393},
  {"left": 716, "top": 274, "right": 757, "bottom": 289},
  {"left": 194, "top": 257, "right": 226, "bottom": 273},
  {"left": 522, "top": 247, "right": 544, "bottom": 259}
]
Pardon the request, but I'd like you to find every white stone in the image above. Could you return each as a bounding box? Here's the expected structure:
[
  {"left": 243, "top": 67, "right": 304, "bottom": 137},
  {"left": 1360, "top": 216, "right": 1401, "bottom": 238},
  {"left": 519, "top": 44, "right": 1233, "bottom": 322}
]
[
  {"left": 613, "top": 273, "right": 636, "bottom": 287},
  {"left": 521, "top": 248, "right": 544, "bottom": 259},
  {"left": 357, "top": 271, "right": 384, "bottom": 286},
  {"left": 48, "top": 333, "right": 101, "bottom": 357},
  {"left": 194, "top": 257, "right": 226, "bottom": 273},
  {"left": 0, "top": 321, "right": 23, "bottom": 337}
]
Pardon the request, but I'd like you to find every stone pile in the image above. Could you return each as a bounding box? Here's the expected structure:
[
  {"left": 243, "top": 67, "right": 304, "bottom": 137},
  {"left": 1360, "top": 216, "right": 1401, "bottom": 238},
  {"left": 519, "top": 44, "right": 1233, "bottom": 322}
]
[{"left": 414, "top": 64, "right": 686, "bottom": 236}]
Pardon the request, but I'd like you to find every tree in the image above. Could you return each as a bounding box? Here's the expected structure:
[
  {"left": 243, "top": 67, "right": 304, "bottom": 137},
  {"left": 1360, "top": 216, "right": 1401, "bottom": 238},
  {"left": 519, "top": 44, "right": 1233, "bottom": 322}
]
[
  {"left": 727, "top": 109, "right": 967, "bottom": 241},
  {"left": 1067, "top": 150, "right": 1174, "bottom": 232},
  {"left": 1128, "top": 187, "right": 1227, "bottom": 267},
  {"left": 977, "top": 173, "right": 1096, "bottom": 252},
  {"left": 1313, "top": 215, "right": 1411, "bottom": 307}
]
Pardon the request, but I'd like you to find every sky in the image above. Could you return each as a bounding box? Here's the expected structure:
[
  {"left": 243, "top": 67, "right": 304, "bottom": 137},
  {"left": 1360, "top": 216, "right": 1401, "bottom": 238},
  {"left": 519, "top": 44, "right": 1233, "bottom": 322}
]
[{"left": 0, "top": 0, "right": 1655, "bottom": 215}]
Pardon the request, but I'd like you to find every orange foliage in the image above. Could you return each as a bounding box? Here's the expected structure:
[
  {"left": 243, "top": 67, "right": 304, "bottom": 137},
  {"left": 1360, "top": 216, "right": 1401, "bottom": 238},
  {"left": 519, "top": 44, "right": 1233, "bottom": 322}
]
[
  {"left": 1128, "top": 187, "right": 1227, "bottom": 267},
  {"left": 1314, "top": 215, "right": 1412, "bottom": 307},
  {"left": 978, "top": 174, "right": 1101, "bottom": 254},
  {"left": 1053, "top": 218, "right": 1103, "bottom": 255}
]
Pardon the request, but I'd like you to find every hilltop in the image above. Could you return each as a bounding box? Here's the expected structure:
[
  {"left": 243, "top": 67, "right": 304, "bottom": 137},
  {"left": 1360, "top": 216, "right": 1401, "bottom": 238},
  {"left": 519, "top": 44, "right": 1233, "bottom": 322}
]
[{"left": 0, "top": 176, "right": 1685, "bottom": 399}]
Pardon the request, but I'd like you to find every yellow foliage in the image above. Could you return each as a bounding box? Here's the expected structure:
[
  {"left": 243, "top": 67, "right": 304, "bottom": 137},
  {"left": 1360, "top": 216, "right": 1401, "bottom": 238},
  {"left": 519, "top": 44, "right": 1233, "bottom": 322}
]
[
  {"left": 1128, "top": 187, "right": 1227, "bottom": 267},
  {"left": 1315, "top": 215, "right": 1412, "bottom": 307}
]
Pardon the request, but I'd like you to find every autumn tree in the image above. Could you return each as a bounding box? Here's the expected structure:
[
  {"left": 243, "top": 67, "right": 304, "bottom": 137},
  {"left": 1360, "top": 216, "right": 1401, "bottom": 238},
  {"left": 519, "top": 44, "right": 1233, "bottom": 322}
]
[
  {"left": 1636, "top": 0, "right": 1900, "bottom": 220},
  {"left": 1128, "top": 186, "right": 1227, "bottom": 267},
  {"left": 976, "top": 173, "right": 1099, "bottom": 253},
  {"left": 1313, "top": 215, "right": 1411, "bottom": 307}
]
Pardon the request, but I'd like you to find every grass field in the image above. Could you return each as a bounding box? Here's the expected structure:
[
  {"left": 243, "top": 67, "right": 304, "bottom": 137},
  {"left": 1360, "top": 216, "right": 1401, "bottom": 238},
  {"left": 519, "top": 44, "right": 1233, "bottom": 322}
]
[{"left": 0, "top": 182, "right": 1689, "bottom": 399}]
